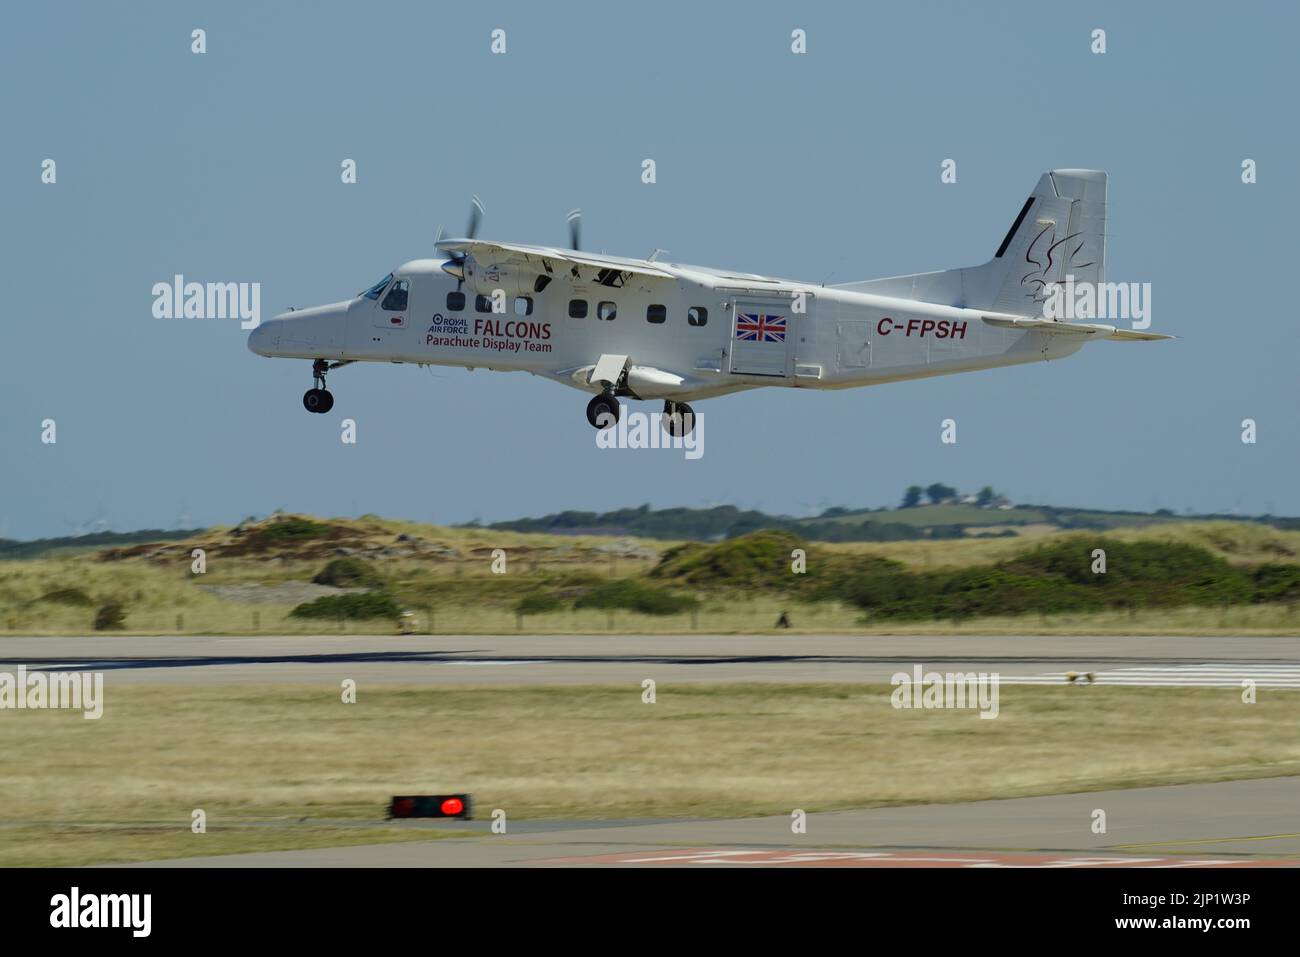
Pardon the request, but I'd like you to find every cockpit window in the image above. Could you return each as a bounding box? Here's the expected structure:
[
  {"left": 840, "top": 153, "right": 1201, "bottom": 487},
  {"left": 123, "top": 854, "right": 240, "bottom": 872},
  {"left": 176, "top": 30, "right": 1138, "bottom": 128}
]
[
  {"left": 360, "top": 273, "right": 393, "bottom": 300},
  {"left": 380, "top": 279, "right": 410, "bottom": 311}
]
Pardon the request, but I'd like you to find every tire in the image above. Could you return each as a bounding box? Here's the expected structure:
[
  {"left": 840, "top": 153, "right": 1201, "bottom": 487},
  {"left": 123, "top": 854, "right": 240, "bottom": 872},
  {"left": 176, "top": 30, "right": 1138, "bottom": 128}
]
[
  {"left": 586, "top": 393, "right": 620, "bottom": 429},
  {"left": 662, "top": 402, "right": 696, "bottom": 436}
]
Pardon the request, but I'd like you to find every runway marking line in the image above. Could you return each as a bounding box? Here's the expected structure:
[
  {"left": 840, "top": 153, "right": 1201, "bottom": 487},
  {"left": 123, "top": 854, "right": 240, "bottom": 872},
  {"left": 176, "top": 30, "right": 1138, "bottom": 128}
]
[
  {"left": 1113, "top": 832, "right": 1300, "bottom": 849},
  {"left": 1003, "top": 663, "right": 1300, "bottom": 688},
  {"left": 532, "top": 848, "right": 1296, "bottom": 867}
]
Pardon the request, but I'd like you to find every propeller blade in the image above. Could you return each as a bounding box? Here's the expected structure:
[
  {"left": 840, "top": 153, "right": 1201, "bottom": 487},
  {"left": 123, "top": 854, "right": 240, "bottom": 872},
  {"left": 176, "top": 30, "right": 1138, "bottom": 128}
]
[
  {"left": 467, "top": 195, "right": 485, "bottom": 239},
  {"left": 567, "top": 208, "right": 582, "bottom": 250}
]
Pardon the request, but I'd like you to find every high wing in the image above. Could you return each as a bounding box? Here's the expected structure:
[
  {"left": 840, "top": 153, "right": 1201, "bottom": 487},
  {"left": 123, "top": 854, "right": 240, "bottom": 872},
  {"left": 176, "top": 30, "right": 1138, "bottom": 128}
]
[{"left": 435, "top": 238, "right": 676, "bottom": 282}]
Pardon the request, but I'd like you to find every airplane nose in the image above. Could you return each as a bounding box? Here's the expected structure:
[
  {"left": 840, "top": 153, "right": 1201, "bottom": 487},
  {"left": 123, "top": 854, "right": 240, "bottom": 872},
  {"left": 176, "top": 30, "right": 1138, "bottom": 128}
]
[
  {"left": 247, "top": 302, "right": 350, "bottom": 360},
  {"left": 246, "top": 320, "right": 273, "bottom": 356}
]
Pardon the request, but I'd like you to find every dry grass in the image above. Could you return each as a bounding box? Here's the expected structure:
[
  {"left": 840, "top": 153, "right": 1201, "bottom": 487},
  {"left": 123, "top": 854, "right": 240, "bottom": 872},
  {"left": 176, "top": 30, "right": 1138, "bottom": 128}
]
[
  {"left": 1, "top": 682, "right": 1298, "bottom": 865},
  {"left": 2, "top": 567, "right": 1298, "bottom": 636},
  {"left": 0, "top": 824, "right": 461, "bottom": 868},
  {"left": 3, "top": 517, "right": 1298, "bottom": 637},
  {"left": 3, "top": 588, "right": 1298, "bottom": 637},
  {"left": 823, "top": 521, "right": 1300, "bottom": 569}
]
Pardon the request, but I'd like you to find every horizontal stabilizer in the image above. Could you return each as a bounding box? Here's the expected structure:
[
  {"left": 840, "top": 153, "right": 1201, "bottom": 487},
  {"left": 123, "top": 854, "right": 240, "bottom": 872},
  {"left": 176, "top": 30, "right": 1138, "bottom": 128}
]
[
  {"left": 981, "top": 314, "right": 1174, "bottom": 341},
  {"left": 1105, "top": 327, "right": 1176, "bottom": 342}
]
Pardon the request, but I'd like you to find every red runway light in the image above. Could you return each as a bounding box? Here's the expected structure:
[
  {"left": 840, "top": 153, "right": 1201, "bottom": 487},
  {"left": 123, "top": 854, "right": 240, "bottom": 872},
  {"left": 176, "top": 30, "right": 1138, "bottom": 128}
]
[{"left": 387, "top": 794, "right": 472, "bottom": 820}]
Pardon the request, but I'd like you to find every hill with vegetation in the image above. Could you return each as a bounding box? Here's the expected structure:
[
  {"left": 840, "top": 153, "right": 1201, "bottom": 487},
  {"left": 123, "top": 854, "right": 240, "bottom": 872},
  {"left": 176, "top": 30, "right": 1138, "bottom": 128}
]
[
  {"left": 1, "top": 508, "right": 1298, "bottom": 636},
  {"left": 483, "top": 493, "right": 1299, "bottom": 543}
]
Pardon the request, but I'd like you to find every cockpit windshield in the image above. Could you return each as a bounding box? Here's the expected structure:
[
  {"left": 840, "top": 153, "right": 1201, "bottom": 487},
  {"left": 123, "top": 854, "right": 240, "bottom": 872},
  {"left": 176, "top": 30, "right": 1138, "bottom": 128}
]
[{"left": 359, "top": 273, "right": 394, "bottom": 300}]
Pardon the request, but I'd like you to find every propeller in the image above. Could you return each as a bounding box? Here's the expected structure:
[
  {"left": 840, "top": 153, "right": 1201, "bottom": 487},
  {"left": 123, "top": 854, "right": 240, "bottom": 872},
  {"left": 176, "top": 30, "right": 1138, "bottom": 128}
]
[
  {"left": 566, "top": 208, "right": 582, "bottom": 251},
  {"left": 440, "top": 195, "right": 486, "bottom": 286},
  {"left": 467, "top": 194, "right": 484, "bottom": 239}
]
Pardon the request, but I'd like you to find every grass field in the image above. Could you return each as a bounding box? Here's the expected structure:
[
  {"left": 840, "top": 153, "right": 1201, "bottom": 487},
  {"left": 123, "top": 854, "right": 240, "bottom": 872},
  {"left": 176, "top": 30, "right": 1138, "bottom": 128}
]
[{"left": 2, "top": 682, "right": 1298, "bottom": 866}]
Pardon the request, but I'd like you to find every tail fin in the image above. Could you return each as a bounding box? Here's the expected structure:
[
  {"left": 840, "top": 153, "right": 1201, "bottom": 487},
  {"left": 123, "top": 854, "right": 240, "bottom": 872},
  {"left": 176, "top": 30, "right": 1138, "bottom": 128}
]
[{"left": 834, "top": 169, "right": 1107, "bottom": 317}]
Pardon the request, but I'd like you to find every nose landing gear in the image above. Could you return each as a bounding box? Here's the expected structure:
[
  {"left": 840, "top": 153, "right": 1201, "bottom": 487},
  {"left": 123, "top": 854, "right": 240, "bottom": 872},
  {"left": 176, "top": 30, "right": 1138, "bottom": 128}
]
[
  {"left": 303, "top": 358, "right": 335, "bottom": 414},
  {"left": 303, "top": 388, "right": 333, "bottom": 413}
]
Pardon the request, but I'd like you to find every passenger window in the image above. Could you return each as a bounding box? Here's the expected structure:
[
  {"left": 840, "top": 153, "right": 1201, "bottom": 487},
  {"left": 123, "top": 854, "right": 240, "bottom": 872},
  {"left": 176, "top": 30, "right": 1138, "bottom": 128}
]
[
  {"left": 475, "top": 294, "right": 494, "bottom": 313},
  {"left": 514, "top": 296, "right": 533, "bottom": 316},
  {"left": 380, "top": 279, "right": 409, "bottom": 311},
  {"left": 688, "top": 306, "right": 708, "bottom": 327},
  {"left": 446, "top": 291, "right": 466, "bottom": 311},
  {"left": 646, "top": 304, "right": 667, "bottom": 324},
  {"left": 568, "top": 299, "right": 588, "bottom": 319},
  {"left": 597, "top": 301, "right": 617, "bottom": 321}
]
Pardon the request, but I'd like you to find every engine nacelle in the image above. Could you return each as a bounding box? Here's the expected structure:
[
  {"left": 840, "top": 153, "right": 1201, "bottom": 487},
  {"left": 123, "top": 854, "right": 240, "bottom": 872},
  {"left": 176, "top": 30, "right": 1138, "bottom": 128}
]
[{"left": 461, "top": 256, "right": 549, "bottom": 299}]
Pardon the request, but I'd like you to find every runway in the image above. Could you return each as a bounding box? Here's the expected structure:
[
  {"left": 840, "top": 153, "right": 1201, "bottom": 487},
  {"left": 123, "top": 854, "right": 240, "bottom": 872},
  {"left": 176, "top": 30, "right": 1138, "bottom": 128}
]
[
  {"left": 3, "top": 633, "right": 1299, "bottom": 686},
  {"left": 7, "top": 633, "right": 1295, "bottom": 868},
  {"left": 131, "top": 775, "right": 1300, "bottom": 867}
]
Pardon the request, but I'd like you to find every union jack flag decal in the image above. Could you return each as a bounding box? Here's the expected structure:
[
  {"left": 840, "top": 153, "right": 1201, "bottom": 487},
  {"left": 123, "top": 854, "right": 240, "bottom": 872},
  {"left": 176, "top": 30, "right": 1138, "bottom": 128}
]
[{"left": 734, "top": 313, "right": 786, "bottom": 343}]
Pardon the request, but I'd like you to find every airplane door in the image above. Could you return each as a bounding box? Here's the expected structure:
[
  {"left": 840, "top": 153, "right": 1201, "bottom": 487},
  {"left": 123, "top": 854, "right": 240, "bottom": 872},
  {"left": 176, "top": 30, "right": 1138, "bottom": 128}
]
[
  {"left": 728, "top": 299, "right": 793, "bottom": 377},
  {"left": 837, "top": 321, "right": 872, "bottom": 370}
]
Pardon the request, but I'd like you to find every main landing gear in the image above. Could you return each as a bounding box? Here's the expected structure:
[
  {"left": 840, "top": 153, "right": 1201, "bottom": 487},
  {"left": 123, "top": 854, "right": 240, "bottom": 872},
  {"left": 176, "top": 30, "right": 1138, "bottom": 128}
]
[
  {"left": 303, "top": 358, "right": 335, "bottom": 414},
  {"left": 586, "top": 390, "right": 622, "bottom": 429},
  {"left": 584, "top": 393, "right": 697, "bottom": 436},
  {"left": 662, "top": 400, "right": 696, "bottom": 437}
]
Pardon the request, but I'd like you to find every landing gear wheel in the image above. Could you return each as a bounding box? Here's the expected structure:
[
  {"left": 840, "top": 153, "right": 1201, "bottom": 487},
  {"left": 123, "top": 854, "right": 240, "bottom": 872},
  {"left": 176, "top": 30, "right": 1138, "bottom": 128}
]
[
  {"left": 661, "top": 401, "right": 696, "bottom": 437},
  {"left": 303, "top": 388, "right": 334, "bottom": 413},
  {"left": 586, "top": 392, "right": 621, "bottom": 429},
  {"left": 303, "top": 359, "right": 335, "bottom": 413}
]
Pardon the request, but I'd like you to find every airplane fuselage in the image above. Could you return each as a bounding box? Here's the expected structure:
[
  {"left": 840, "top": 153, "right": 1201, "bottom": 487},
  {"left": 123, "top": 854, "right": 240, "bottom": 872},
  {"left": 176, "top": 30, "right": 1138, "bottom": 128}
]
[
  {"left": 250, "top": 258, "right": 1084, "bottom": 404},
  {"left": 249, "top": 170, "right": 1169, "bottom": 421}
]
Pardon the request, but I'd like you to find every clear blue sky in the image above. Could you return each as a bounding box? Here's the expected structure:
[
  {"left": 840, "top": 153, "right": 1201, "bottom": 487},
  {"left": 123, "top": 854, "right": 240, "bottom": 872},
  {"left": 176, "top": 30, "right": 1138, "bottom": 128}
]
[{"left": 2, "top": 0, "right": 1297, "bottom": 539}]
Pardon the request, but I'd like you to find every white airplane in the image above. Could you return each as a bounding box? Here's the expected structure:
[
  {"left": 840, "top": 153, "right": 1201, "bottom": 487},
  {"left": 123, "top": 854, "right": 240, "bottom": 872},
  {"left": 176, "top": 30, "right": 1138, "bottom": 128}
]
[{"left": 248, "top": 169, "right": 1170, "bottom": 433}]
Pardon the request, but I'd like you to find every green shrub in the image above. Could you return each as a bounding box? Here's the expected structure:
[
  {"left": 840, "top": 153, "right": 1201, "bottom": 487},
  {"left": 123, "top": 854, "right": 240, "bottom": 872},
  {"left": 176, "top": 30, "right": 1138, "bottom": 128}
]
[
  {"left": 312, "top": 557, "right": 382, "bottom": 588},
  {"left": 575, "top": 580, "right": 698, "bottom": 616},
  {"left": 810, "top": 557, "right": 912, "bottom": 609},
  {"left": 650, "top": 530, "right": 806, "bottom": 588},
  {"left": 261, "top": 517, "right": 331, "bottom": 540},
  {"left": 814, "top": 538, "right": 1283, "bottom": 621},
  {"left": 516, "top": 592, "right": 563, "bottom": 615},
  {"left": 1004, "top": 539, "right": 1254, "bottom": 607},
  {"left": 1249, "top": 564, "right": 1300, "bottom": 603},
  {"left": 38, "top": 588, "right": 94, "bottom": 607},
  {"left": 92, "top": 601, "right": 126, "bottom": 630},
  {"left": 289, "top": 591, "right": 400, "bottom": 620}
]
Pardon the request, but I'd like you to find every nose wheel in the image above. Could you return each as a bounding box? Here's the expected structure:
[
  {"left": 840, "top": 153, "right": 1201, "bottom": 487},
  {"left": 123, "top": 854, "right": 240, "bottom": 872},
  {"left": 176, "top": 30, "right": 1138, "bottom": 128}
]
[
  {"left": 303, "top": 388, "right": 334, "bottom": 413},
  {"left": 662, "top": 401, "right": 696, "bottom": 436},
  {"left": 303, "top": 358, "right": 335, "bottom": 414}
]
